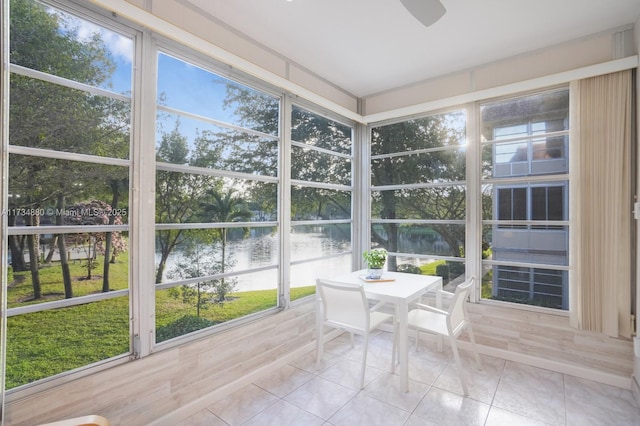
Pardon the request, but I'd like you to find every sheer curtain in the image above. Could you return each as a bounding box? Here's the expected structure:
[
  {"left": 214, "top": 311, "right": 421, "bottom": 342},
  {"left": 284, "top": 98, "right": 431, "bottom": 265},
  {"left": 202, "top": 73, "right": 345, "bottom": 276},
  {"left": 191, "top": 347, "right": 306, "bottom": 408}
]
[{"left": 570, "top": 69, "right": 633, "bottom": 338}]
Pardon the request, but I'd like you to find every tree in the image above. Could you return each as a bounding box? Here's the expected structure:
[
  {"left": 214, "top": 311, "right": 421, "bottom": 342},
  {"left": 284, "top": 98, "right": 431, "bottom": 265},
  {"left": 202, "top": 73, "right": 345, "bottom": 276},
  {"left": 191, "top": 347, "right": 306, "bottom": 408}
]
[
  {"left": 370, "top": 114, "right": 466, "bottom": 270},
  {"left": 155, "top": 123, "right": 217, "bottom": 283},
  {"left": 9, "top": 0, "right": 125, "bottom": 298},
  {"left": 64, "top": 200, "right": 127, "bottom": 282},
  {"left": 199, "top": 188, "right": 253, "bottom": 302}
]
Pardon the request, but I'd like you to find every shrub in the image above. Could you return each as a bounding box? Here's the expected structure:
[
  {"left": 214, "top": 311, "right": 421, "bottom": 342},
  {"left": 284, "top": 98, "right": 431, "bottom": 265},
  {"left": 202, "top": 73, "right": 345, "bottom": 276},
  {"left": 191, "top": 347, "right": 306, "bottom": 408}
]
[
  {"left": 435, "top": 264, "right": 449, "bottom": 281},
  {"left": 155, "top": 315, "right": 217, "bottom": 342},
  {"left": 397, "top": 264, "right": 421, "bottom": 274}
]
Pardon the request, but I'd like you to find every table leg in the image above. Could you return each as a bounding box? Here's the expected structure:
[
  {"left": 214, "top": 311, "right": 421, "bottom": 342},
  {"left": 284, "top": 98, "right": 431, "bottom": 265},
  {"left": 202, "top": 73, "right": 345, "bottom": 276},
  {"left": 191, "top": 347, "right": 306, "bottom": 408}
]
[{"left": 398, "top": 300, "right": 409, "bottom": 392}]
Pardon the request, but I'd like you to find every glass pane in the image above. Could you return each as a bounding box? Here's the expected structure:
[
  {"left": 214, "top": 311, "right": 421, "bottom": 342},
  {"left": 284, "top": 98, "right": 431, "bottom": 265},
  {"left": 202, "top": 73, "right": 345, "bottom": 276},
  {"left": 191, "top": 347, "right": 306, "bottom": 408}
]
[
  {"left": 158, "top": 53, "right": 279, "bottom": 135},
  {"left": 371, "top": 187, "right": 466, "bottom": 220},
  {"left": 155, "top": 227, "right": 278, "bottom": 284},
  {"left": 372, "top": 224, "right": 465, "bottom": 258},
  {"left": 482, "top": 136, "right": 568, "bottom": 178},
  {"left": 371, "top": 110, "right": 466, "bottom": 156},
  {"left": 291, "top": 146, "right": 351, "bottom": 185},
  {"left": 393, "top": 255, "right": 465, "bottom": 285},
  {"left": 482, "top": 182, "right": 567, "bottom": 223},
  {"left": 291, "top": 187, "right": 351, "bottom": 220},
  {"left": 6, "top": 296, "right": 129, "bottom": 389},
  {"left": 483, "top": 224, "right": 568, "bottom": 266},
  {"left": 155, "top": 280, "right": 278, "bottom": 343},
  {"left": 9, "top": 155, "right": 130, "bottom": 225},
  {"left": 10, "top": 76, "right": 130, "bottom": 158},
  {"left": 7, "top": 231, "right": 129, "bottom": 305},
  {"left": 294, "top": 254, "right": 351, "bottom": 289},
  {"left": 290, "top": 224, "right": 351, "bottom": 263},
  {"left": 156, "top": 113, "right": 278, "bottom": 176},
  {"left": 10, "top": 1, "right": 133, "bottom": 94},
  {"left": 481, "top": 90, "right": 569, "bottom": 142},
  {"left": 481, "top": 264, "right": 567, "bottom": 309},
  {"left": 291, "top": 106, "right": 352, "bottom": 155},
  {"left": 372, "top": 147, "right": 465, "bottom": 185},
  {"left": 156, "top": 174, "right": 277, "bottom": 224}
]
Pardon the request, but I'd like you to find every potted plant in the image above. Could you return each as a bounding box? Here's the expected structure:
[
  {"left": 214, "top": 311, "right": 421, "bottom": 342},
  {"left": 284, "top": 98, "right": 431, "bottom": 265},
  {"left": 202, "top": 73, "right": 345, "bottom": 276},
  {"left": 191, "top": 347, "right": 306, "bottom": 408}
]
[{"left": 363, "top": 248, "right": 387, "bottom": 279}]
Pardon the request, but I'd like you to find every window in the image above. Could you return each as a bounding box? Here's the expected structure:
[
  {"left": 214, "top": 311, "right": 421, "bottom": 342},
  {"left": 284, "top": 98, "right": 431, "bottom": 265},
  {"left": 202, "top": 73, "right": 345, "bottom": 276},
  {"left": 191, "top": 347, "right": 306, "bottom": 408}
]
[
  {"left": 481, "top": 89, "right": 570, "bottom": 310},
  {"left": 6, "top": 0, "right": 133, "bottom": 388},
  {"left": 370, "top": 110, "right": 467, "bottom": 284},
  {"left": 154, "top": 52, "right": 281, "bottom": 342},
  {"left": 290, "top": 105, "right": 354, "bottom": 298}
]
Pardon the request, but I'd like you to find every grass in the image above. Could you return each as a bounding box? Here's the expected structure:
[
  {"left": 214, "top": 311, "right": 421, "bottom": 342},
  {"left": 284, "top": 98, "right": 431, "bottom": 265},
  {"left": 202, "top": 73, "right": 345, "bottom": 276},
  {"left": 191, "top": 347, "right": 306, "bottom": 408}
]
[{"left": 5, "top": 254, "right": 316, "bottom": 389}]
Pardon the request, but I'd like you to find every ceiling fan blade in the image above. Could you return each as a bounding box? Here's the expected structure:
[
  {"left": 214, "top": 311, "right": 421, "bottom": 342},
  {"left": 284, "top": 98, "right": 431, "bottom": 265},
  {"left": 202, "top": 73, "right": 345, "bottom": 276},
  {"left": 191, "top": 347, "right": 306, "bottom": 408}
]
[{"left": 400, "top": 0, "right": 446, "bottom": 27}]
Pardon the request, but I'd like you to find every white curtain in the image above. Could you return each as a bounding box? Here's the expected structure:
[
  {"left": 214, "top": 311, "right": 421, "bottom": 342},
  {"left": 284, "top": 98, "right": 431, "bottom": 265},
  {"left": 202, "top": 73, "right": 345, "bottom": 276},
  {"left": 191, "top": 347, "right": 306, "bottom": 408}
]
[{"left": 570, "top": 69, "right": 633, "bottom": 338}]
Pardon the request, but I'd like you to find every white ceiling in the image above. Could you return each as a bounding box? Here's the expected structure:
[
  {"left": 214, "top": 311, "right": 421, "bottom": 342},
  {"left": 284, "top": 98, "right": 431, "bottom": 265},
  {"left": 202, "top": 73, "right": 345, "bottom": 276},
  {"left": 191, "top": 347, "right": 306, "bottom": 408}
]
[{"left": 184, "top": 0, "right": 640, "bottom": 98}]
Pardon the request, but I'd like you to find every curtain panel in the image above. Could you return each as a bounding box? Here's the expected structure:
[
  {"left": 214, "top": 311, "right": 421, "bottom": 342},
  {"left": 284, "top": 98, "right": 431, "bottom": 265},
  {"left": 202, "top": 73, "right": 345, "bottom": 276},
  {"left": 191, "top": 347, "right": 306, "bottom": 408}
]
[{"left": 570, "top": 69, "right": 633, "bottom": 338}]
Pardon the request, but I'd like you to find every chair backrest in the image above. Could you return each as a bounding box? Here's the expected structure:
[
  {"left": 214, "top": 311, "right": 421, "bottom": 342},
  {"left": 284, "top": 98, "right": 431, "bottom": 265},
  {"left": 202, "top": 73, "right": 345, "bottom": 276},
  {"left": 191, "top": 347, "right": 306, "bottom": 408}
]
[
  {"left": 316, "top": 279, "right": 369, "bottom": 333},
  {"left": 447, "top": 277, "right": 474, "bottom": 334}
]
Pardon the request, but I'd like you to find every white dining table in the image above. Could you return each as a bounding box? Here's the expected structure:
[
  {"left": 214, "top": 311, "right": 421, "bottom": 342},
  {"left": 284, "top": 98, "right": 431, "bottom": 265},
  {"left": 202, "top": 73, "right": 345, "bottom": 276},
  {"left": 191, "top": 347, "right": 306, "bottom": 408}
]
[{"left": 329, "top": 269, "right": 443, "bottom": 392}]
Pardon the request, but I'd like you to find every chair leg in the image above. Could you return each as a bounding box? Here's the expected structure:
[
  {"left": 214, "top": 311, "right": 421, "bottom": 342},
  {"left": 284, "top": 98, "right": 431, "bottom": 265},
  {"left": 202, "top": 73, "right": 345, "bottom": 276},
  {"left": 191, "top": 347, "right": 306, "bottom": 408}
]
[
  {"left": 467, "top": 325, "right": 482, "bottom": 370},
  {"left": 315, "top": 327, "right": 324, "bottom": 368},
  {"left": 449, "top": 336, "right": 470, "bottom": 396},
  {"left": 360, "top": 334, "right": 369, "bottom": 389}
]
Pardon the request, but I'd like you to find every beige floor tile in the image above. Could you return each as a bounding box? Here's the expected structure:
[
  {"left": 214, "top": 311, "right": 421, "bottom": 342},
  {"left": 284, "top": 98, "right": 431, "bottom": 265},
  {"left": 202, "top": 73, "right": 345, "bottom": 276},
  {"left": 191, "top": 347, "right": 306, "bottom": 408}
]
[
  {"left": 328, "top": 393, "right": 411, "bottom": 426},
  {"left": 283, "top": 376, "right": 358, "bottom": 420},
  {"left": 254, "top": 363, "right": 315, "bottom": 397},
  {"left": 242, "top": 399, "right": 325, "bottom": 426},
  {"left": 207, "top": 383, "right": 279, "bottom": 425}
]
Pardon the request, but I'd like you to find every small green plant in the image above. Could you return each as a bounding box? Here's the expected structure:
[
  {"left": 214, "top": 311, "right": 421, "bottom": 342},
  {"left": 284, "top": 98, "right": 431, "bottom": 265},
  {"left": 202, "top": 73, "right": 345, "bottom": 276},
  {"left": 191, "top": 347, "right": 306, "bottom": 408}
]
[{"left": 363, "top": 248, "right": 387, "bottom": 269}]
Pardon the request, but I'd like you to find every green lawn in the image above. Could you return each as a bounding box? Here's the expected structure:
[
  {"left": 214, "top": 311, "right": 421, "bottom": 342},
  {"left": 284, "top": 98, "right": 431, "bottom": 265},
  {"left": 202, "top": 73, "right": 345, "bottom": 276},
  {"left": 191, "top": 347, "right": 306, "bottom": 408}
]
[{"left": 5, "top": 254, "right": 315, "bottom": 389}]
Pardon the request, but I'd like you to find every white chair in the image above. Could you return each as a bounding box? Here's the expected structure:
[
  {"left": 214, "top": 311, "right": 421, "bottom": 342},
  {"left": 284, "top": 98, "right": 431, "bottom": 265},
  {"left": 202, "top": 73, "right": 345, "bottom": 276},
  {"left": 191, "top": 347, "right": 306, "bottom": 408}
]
[
  {"left": 406, "top": 277, "right": 481, "bottom": 395},
  {"left": 315, "top": 278, "right": 395, "bottom": 389}
]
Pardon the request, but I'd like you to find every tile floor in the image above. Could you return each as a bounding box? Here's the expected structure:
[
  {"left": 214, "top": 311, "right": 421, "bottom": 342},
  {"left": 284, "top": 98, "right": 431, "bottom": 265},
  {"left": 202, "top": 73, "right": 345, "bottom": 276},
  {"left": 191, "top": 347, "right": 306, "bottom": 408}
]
[{"left": 180, "top": 330, "right": 640, "bottom": 426}]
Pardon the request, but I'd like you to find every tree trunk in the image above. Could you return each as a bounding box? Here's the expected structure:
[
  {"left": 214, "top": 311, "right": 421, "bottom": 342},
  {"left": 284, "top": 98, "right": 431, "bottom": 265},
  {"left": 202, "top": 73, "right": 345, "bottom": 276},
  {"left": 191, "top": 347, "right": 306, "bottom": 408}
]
[
  {"left": 56, "top": 195, "right": 73, "bottom": 298},
  {"left": 103, "top": 181, "right": 120, "bottom": 292},
  {"left": 8, "top": 214, "right": 27, "bottom": 271},
  {"left": 25, "top": 214, "right": 41, "bottom": 299},
  {"left": 45, "top": 235, "right": 58, "bottom": 263}
]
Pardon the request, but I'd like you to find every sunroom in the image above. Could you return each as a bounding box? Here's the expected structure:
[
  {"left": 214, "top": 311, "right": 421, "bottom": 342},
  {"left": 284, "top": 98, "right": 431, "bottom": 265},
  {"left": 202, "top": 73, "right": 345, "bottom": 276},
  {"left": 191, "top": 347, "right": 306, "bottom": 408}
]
[{"left": 1, "top": 0, "right": 640, "bottom": 424}]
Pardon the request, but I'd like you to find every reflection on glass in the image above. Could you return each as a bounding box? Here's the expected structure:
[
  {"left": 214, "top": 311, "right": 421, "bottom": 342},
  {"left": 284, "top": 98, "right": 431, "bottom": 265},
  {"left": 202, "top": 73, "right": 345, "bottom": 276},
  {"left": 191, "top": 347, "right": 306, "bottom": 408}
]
[
  {"left": 291, "top": 187, "right": 351, "bottom": 220},
  {"left": 291, "top": 106, "right": 352, "bottom": 155},
  {"left": 6, "top": 231, "right": 129, "bottom": 306},
  {"left": 375, "top": 224, "right": 465, "bottom": 258},
  {"left": 5, "top": 296, "right": 129, "bottom": 389},
  {"left": 158, "top": 53, "right": 279, "bottom": 135},
  {"left": 290, "top": 224, "right": 351, "bottom": 263}
]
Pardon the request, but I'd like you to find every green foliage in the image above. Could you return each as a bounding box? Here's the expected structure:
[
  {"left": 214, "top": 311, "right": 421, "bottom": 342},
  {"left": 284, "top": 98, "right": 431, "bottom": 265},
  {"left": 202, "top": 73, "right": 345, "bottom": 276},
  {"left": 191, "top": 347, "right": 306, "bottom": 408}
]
[
  {"left": 435, "top": 264, "right": 450, "bottom": 281},
  {"left": 362, "top": 248, "right": 387, "bottom": 268},
  {"left": 155, "top": 315, "right": 217, "bottom": 343},
  {"left": 7, "top": 265, "right": 13, "bottom": 283},
  {"left": 396, "top": 264, "right": 422, "bottom": 274}
]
